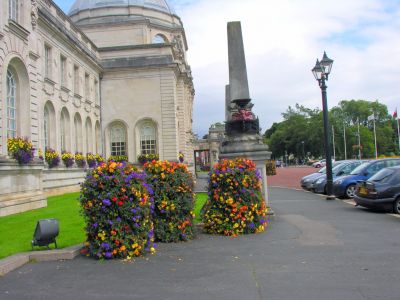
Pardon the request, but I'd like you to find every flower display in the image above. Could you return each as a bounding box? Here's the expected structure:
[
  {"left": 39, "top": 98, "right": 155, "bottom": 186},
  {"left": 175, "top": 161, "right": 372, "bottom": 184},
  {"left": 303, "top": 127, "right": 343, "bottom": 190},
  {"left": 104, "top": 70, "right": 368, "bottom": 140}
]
[
  {"left": 38, "top": 149, "right": 44, "bottom": 161},
  {"left": 7, "top": 137, "right": 35, "bottom": 165},
  {"left": 95, "top": 154, "right": 104, "bottom": 164},
  {"left": 61, "top": 151, "right": 75, "bottom": 168},
  {"left": 202, "top": 158, "right": 268, "bottom": 237},
  {"left": 108, "top": 155, "right": 128, "bottom": 163},
  {"left": 144, "top": 160, "right": 195, "bottom": 242},
  {"left": 86, "top": 153, "right": 97, "bottom": 168},
  {"left": 80, "top": 161, "right": 155, "bottom": 259},
  {"left": 75, "top": 152, "right": 87, "bottom": 168},
  {"left": 138, "top": 153, "right": 159, "bottom": 165},
  {"left": 178, "top": 151, "right": 184, "bottom": 163},
  {"left": 45, "top": 148, "right": 60, "bottom": 168}
]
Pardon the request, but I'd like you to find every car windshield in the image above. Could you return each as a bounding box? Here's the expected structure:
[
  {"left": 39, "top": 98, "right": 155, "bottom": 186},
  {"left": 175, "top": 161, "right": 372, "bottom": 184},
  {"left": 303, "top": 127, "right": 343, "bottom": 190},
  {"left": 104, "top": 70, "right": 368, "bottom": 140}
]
[
  {"left": 350, "top": 162, "right": 370, "bottom": 175},
  {"left": 369, "top": 168, "right": 395, "bottom": 183},
  {"left": 332, "top": 164, "right": 344, "bottom": 174},
  {"left": 318, "top": 167, "right": 327, "bottom": 174}
]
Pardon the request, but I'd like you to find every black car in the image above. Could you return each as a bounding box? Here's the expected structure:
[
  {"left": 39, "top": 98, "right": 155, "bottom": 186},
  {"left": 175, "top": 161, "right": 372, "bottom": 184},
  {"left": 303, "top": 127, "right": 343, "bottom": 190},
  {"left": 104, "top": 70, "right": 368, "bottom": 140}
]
[{"left": 354, "top": 166, "right": 400, "bottom": 214}]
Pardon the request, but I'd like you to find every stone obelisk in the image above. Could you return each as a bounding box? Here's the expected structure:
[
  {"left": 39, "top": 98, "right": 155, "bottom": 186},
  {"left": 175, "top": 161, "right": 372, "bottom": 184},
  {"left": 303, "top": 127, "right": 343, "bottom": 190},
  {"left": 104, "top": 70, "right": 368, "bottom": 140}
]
[{"left": 220, "top": 21, "right": 271, "bottom": 204}]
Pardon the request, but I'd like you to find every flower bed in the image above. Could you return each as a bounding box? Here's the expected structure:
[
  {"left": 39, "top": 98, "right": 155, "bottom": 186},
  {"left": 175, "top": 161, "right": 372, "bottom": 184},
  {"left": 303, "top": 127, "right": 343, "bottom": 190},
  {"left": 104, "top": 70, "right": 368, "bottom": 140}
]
[
  {"left": 86, "top": 153, "right": 97, "bottom": 168},
  {"left": 108, "top": 155, "right": 128, "bottom": 163},
  {"left": 7, "top": 137, "right": 35, "bottom": 165},
  {"left": 144, "top": 160, "right": 195, "bottom": 242},
  {"left": 138, "top": 153, "right": 159, "bottom": 165},
  {"left": 45, "top": 148, "right": 60, "bottom": 168},
  {"left": 202, "top": 158, "right": 268, "bottom": 237},
  {"left": 75, "top": 152, "right": 86, "bottom": 168},
  {"left": 62, "top": 151, "right": 74, "bottom": 168},
  {"left": 80, "top": 161, "right": 155, "bottom": 259}
]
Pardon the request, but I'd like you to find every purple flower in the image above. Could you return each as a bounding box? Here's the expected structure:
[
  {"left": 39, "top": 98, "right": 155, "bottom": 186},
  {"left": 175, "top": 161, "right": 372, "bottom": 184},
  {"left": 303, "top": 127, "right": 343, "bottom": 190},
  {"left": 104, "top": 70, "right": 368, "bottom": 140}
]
[
  {"left": 107, "top": 220, "right": 113, "bottom": 226},
  {"left": 104, "top": 252, "right": 113, "bottom": 259},
  {"left": 248, "top": 223, "right": 255, "bottom": 229},
  {"left": 101, "top": 242, "right": 110, "bottom": 250},
  {"left": 102, "top": 199, "right": 111, "bottom": 206},
  {"left": 116, "top": 217, "right": 122, "bottom": 222}
]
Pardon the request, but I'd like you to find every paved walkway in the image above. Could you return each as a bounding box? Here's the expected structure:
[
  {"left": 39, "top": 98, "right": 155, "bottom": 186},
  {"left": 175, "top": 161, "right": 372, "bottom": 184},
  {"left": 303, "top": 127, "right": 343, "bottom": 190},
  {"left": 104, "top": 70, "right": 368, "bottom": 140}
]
[
  {"left": 267, "top": 166, "right": 316, "bottom": 189},
  {"left": 1, "top": 188, "right": 399, "bottom": 300}
]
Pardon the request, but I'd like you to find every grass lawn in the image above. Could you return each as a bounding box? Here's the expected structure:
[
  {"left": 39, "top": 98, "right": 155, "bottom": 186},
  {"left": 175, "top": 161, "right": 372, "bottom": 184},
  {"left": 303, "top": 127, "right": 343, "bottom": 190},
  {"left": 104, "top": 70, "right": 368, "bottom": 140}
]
[
  {"left": 0, "top": 193, "right": 85, "bottom": 259},
  {"left": 0, "top": 192, "right": 209, "bottom": 259}
]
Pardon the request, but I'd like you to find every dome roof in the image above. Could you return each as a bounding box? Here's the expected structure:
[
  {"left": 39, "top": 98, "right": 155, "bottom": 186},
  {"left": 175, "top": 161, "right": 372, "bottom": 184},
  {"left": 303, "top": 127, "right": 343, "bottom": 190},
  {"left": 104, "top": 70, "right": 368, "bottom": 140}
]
[{"left": 68, "top": 0, "right": 175, "bottom": 16}]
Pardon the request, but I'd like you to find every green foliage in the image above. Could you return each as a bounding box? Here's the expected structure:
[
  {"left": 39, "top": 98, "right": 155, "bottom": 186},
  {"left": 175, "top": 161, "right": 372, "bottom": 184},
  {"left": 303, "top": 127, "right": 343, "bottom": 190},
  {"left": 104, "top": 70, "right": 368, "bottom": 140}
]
[
  {"left": 0, "top": 192, "right": 85, "bottom": 259},
  {"left": 108, "top": 155, "right": 128, "bottom": 162},
  {"left": 80, "top": 161, "right": 155, "bottom": 259},
  {"left": 202, "top": 158, "right": 268, "bottom": 237},
  {"left": 144, "top": 160, "right": 195, "bottom": 242}
]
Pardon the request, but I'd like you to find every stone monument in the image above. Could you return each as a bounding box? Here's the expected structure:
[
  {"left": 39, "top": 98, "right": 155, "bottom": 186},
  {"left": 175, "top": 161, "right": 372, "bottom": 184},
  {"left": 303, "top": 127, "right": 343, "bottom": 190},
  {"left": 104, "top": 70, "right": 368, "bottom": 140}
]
[{"left": 220, "top": 21, "right": 271, "bottom": 204}]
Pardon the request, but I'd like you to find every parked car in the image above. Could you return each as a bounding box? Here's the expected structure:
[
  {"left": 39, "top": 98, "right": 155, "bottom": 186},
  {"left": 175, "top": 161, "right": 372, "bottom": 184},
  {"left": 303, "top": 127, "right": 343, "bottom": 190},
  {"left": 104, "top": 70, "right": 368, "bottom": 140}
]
[
  {"left": 311, "top": 160, "right": 363, "bottom": 194},
  {"left": 354, "top": 166, "right": 400, "bottom": 214},
  {"left": 301, "top": 161, "right": 344, "bottom": 190},
  {"left": 312, "top": 159, "right": 335, "bottom": 168},
  {"left": 332, "top": 158, "right": 400, "bottom": 198}
]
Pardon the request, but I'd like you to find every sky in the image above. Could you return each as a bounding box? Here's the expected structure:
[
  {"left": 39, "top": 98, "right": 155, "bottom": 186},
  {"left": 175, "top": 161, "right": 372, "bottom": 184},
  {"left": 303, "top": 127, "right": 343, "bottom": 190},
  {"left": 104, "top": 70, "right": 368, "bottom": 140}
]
[{"left": 54, "top": 0, "right": 400, "bottom": 137}]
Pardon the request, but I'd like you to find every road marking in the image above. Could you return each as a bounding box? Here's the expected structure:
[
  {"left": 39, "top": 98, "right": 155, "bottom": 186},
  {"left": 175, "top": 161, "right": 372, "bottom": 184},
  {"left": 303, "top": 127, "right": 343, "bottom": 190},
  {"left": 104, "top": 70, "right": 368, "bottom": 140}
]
[
  {"left": 388, "top": 214, "right": 400, "bottom": 219},
  {"left": 343, "top": 199, "right": 356, "bottom": 206}
]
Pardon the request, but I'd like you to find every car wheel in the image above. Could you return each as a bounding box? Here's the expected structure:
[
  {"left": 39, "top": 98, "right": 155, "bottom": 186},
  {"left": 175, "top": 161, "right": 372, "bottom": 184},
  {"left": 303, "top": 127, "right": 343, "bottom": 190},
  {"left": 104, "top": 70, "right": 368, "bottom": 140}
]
[
  {"left": 345, "top": 184, "right": 356, "bottom": 198},
  {"left": 394, "top": 197, "right": 400, "bottom": 214}
]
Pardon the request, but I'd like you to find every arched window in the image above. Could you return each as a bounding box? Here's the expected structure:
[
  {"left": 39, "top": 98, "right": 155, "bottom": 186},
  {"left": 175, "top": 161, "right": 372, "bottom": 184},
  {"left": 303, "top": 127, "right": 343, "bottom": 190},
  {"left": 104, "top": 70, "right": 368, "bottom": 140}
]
[
  {"left": 6, "top": 69, "right": 17, "bottom": 138},
  {"left": 44, "top": 106, "right": 50, "bottom": 149},
  {"left": 152, "top": 34, "right": 167, "bottom": 44},
  {"left": 140, "top": 122, "right": 157, "bottom": 155},
  {"left": 85, "top": 118, "right": 93, "bottom": 153},
  {"left": 95, "top": 121, "right": 101, "bottom": 154},
  {"left": 9, "top": 0, "right": 18, "bottom": 21},
  {"left": 60, "top": 109, "right": 66, "bottom": 151},
  {"left": 110, "top": 123, "right": 126, "bottom": 156},
  {"left": 74, "top": 113, "right": 82, "bottom": 152}
]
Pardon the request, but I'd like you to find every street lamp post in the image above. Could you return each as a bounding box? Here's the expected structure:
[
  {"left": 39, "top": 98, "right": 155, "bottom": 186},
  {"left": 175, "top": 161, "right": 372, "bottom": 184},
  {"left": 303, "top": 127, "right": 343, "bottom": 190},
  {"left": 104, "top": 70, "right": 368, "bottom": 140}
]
[{"left": 312, "top": 52, "right": 335, "bottom": 200}]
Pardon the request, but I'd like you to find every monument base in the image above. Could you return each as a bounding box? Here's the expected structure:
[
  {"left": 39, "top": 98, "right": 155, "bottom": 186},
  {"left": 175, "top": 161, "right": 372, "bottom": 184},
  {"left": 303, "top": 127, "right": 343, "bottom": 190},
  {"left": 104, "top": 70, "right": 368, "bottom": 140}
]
[{"left": 220, "top": 133, "right": 271, "bottom": 206}]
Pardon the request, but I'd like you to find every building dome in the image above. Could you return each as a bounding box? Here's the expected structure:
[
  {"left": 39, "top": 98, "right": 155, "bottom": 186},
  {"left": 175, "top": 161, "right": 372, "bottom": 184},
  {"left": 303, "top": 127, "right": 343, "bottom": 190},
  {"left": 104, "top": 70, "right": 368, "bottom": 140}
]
[{"left": 69, "top": 0, "right": 175, "bottom": 17}]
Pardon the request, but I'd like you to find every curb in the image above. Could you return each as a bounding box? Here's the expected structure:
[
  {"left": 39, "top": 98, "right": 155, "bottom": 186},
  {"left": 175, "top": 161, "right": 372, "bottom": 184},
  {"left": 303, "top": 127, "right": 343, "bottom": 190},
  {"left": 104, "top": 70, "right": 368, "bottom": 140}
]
[{"left": 0, "top": 244, "right": 83, "bottom": 276}]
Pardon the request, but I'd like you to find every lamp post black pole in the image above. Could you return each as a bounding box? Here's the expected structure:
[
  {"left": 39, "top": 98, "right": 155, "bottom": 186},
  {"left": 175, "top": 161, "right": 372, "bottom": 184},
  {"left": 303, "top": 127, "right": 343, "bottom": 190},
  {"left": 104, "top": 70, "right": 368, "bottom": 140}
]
[{"left": 320, "top": 76, "right": 335, "bottom": 199}]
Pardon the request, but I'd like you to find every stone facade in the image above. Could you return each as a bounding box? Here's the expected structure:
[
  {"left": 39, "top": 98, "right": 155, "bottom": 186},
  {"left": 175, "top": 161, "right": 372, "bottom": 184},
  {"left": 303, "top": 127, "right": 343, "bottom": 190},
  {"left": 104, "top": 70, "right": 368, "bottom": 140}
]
[{"left": 0, "top": 0, "right": 194, "bottom": 216}]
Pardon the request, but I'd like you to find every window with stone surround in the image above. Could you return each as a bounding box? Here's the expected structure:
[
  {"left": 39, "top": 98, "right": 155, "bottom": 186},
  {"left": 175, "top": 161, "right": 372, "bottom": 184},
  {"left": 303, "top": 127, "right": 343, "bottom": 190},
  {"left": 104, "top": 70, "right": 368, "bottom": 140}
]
[
  {"left": 9, "top": 0, "right": 19, "bottom": 22},
  {"left": 95, "top": 121, "right": 101, "bottom": 154},
  {"left": 140, "top": 122, "right": 157, "bottom": 155},
  {"left": 74, "top": 65, "right": 79, "bottom": 95},
  {"left": 6, "top": 69, "right": 17, "bottom": 138},
  {"left": 60, "top": 55, "right": 67, "bottom": 87},
  {"left": 153, "top": 34, "right": 167, "bottom": 44},
  {"left": 60, "top": 109, "right": 68, "bottom": 151},
  {"left": 74, "top": 113, "right": 83, "bottom": 153},
  {"left": 85, "top": 117, "right": 93, "bottom": 153},
  {"left": 44, "top": 44, "right": 52, "bottom": 79},
  {"left": 85, "top": 73, "right": 90, "bottom": 101},
  {"left": 94, "top": 79, "right": 99, "bottom": 105},
  {"left": 110, "top": 123, "right": 126, "bottom": 156},
  {"left": 44, "top": 102, "right": 56, "bottom": 150},
  {"left": 44, "top": 106, "right": 50, "bottom": 149}
]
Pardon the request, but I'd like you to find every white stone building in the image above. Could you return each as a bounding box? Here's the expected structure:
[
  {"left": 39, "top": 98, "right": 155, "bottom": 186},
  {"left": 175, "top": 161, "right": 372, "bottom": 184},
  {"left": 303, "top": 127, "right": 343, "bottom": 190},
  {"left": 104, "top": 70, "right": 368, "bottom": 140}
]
[{"left": 0, "top": 0, "right": 195, "bottom": 216}]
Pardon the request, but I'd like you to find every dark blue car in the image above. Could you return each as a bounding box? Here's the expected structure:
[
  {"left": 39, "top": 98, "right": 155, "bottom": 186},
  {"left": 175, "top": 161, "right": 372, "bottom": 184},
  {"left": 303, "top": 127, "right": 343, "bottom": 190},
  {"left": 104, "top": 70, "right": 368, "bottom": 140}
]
[{"left": 332, "top": 159, "right": 400, "bottom": 198}]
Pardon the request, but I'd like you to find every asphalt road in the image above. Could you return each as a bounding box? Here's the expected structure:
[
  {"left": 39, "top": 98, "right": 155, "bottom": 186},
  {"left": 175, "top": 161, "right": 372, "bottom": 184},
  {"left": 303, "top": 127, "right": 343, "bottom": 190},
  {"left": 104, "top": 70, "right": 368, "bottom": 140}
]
[{"left": 1, "top": 188, "right": 399, "bottom": 300}]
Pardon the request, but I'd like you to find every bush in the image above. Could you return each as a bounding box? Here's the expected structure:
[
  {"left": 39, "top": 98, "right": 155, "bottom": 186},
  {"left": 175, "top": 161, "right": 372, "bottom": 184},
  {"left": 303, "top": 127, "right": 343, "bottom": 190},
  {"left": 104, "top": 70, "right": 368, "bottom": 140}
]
[
  {"left": 80, "top": 161, "right": 155, "bottom": 259},
  {"left": 202, "top": 158, "right": 268, "bottom": 237},
  {"left": 45, "top": 148, "right": 60, "bottom": 168},
  {"left": 62, "top": 151, "right": 75, "bottom": 167},
  {"left": 144, "top": 160, "right": 195, "bottom": 242},
  {"left": 266, "top": 160, "right": 276, "bottom": 176},
  {"left": 7, "top": 137, "right": 35, "bottom": 165}
]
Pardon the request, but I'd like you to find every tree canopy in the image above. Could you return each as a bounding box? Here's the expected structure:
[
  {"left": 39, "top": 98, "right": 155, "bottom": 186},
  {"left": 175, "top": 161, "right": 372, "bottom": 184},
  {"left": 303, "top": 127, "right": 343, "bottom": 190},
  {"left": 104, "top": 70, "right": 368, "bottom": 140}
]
[{"left": 264, "top": 100, "right": 398, "bottom": 160}]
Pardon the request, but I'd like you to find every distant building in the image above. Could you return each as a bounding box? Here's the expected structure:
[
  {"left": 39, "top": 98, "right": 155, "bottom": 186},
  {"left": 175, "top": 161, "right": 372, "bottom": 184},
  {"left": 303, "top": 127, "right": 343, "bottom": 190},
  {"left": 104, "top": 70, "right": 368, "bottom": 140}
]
[
  {"left": 0, "top": 0, "right": 194, "bottom": 215},
  {"left": 194, "top": 123, "right": 225, "bottom": 171}
]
